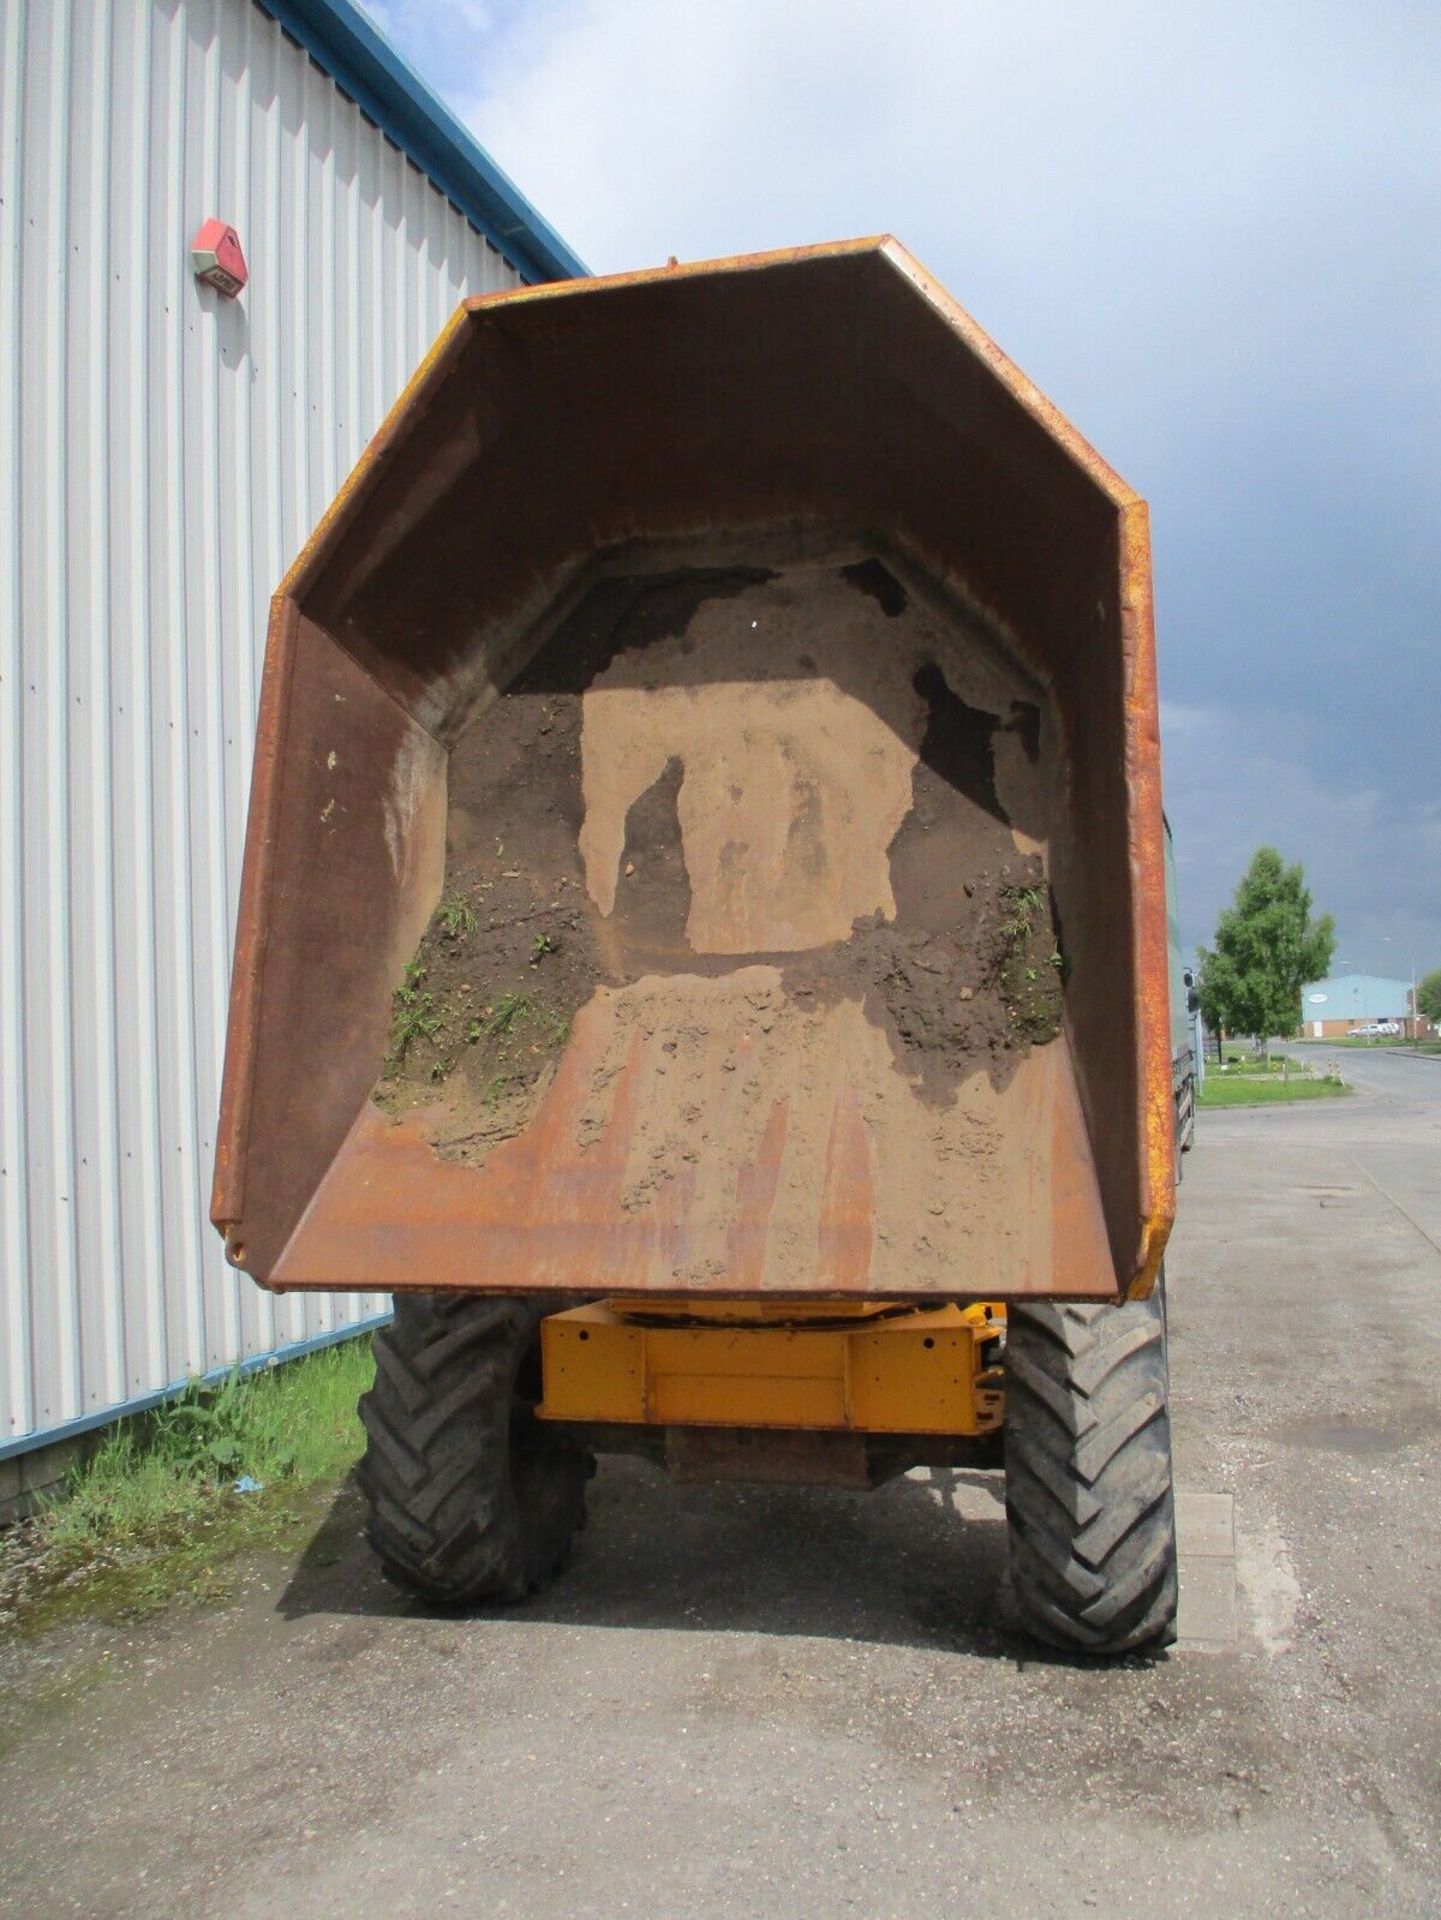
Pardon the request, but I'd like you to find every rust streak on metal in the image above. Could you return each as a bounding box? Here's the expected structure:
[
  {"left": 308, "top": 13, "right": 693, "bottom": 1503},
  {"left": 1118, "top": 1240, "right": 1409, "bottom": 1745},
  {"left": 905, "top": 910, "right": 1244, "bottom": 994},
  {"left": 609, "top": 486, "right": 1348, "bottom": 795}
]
[
  {"left": 815, "top": 1083, "right": 875, "bottom": 1294},
  {"left": 1118, "top": 497, "right": 1175, "bottom": 1296},
  {"left": 726, "top": 1098, "right": 790, "bottom": 1290},
  {"left": 210, "top": 596, "right": 302, "bottom": 1233}
]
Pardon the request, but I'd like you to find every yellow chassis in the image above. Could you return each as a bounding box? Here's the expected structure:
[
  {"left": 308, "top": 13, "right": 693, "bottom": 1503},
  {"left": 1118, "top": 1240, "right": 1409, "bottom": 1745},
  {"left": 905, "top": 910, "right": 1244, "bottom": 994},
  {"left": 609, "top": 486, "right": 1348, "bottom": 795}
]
[{"left": 537, "top": 1298, "right": 1005, "bottom": 1437}]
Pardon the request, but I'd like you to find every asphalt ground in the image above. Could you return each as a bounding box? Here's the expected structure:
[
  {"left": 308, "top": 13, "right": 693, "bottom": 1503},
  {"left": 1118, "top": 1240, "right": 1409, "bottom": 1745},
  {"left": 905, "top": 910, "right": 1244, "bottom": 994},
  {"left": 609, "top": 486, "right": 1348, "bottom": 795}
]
[{"left": 2, "top": 1046, "right": 1438, "bottom": 1917}]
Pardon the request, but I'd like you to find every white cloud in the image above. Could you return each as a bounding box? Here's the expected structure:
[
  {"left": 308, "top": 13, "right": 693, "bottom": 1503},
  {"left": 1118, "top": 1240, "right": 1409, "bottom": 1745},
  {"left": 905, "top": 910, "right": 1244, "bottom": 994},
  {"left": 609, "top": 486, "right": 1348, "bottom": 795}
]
[{"left": 374, "top": 0, "right": 1441, "bottom": 971}]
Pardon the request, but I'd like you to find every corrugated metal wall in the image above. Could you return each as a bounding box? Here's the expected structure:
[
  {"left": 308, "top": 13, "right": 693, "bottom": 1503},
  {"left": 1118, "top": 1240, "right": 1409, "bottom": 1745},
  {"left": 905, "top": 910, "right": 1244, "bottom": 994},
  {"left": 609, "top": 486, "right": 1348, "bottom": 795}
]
[{"left": 0, "top": 0, "right": 524, "bottom": 1454}]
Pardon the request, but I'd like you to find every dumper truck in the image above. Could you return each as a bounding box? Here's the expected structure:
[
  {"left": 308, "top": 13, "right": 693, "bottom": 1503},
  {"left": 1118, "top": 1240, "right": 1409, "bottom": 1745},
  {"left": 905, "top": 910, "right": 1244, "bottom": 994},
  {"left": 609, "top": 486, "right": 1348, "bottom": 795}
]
[{"left": 213, "top": 239, "right": 1191, "bottom": 1655}]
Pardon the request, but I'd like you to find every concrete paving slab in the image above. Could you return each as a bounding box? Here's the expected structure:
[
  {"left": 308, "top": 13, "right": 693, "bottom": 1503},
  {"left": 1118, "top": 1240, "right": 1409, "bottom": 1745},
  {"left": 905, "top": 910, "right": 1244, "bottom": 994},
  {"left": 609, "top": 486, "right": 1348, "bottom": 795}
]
[
  {"left": 1175, "top": 1488, "right": 1235, "bottom": 1559},
  {"left": 1177, "top": 1551, "right": 1239, "bottom": 1649}
]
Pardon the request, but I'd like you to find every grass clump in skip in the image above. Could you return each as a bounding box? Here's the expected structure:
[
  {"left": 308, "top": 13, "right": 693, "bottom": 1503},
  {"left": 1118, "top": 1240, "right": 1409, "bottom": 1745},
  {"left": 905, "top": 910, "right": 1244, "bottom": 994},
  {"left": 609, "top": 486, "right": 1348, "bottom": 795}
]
[
  {"left": 0, "top": 1336, "right": 376, "bottom": 1640},
  {"left": 388, "top": 959, "right": 444, "bottom": 1066},
  {"left": 375, "top": 893, "right": 574, "bottom": 1113},
  {"left": 997, "top": 882, "right": 1065, "bottom": 1044},
  {"left": 437, "top": 890, "right": 477, "bottom": 940}
]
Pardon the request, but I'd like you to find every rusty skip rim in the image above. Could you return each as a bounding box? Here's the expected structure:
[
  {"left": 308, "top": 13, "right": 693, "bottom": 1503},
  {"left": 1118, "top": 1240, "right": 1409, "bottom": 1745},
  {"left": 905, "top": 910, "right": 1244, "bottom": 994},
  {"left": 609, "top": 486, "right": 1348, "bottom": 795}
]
[{"left": 211, "top": 311, "right": 475, "bottom": 1235}]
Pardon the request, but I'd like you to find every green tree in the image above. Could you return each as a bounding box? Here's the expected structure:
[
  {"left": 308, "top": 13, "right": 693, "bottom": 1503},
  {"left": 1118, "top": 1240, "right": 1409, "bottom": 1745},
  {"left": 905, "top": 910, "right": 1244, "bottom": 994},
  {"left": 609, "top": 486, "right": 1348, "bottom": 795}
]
[
  {"left": 1417, "top": 968, "right": 1441, "bottom": 1027},
  {"left": 1197, "top": 847, "right": 1335, "bottom": 1059}
]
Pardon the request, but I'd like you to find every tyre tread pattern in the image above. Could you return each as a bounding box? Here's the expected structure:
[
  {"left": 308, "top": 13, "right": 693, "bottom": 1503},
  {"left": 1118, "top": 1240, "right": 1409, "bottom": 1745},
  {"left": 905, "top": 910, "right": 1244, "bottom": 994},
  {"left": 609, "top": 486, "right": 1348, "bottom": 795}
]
[
  {"left": 1004, "top": 1286, "right": 1178, "bottom": 1654},
  {"left": 358, "top": 1294, "right": 588, "bottom": 1606}
]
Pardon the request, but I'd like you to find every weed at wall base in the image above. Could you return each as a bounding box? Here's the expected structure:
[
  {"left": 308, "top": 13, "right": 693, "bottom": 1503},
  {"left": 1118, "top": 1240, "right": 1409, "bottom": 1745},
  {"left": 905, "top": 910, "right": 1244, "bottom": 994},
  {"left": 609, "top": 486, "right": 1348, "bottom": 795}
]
[{"left": 2, "top": 1337, "right": 376, "bottom": 1638}]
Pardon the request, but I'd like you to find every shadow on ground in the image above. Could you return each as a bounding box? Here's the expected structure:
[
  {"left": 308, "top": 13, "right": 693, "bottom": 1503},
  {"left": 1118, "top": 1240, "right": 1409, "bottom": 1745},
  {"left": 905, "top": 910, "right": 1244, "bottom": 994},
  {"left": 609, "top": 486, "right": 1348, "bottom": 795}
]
[
  {"left": 276, "top": 1458, "right": 1045, "bottom": 1655},
  {"left": 277, "top": 1460, "right": 1168, "bottom": 1670}
]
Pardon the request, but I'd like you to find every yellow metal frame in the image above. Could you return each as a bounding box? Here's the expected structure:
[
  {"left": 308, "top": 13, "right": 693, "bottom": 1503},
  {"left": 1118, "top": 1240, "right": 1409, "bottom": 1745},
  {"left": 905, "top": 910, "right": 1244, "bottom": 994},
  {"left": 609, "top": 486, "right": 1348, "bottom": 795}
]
[{"left": 537, "top": 1299, "right": 1005, "bottom": 1436}]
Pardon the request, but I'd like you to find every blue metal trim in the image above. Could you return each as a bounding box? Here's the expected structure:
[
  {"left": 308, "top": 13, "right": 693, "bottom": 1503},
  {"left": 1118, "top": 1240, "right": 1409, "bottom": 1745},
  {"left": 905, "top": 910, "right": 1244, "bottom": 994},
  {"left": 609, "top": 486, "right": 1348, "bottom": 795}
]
[
  {"left": 252, "top": 0, "right": 587, "bottom": 285},
  {"left": 0, "top": 1312, "right": 394, "bottom": 1463}
]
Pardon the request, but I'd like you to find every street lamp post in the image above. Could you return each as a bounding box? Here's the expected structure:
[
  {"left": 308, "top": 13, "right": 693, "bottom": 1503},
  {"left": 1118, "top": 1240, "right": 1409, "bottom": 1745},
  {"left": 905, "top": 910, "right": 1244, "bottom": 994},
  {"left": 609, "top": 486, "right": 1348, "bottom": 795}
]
[{"left": 1381, "top": 937, "right": 1418, "bottom": 1049}]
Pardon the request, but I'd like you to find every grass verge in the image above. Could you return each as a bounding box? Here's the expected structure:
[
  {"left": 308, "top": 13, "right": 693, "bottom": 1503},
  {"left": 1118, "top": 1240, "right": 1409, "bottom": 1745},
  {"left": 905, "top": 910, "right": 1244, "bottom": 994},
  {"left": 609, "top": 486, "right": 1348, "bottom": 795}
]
[
  {"left": 1198, "top": 1075, "right": 1351, "bottom": 1108},
  {"left": 1315, "top": 1037, "right": 1441, "bottom": 1053},
  {"left": 0, "top": 1336, "right": 375, "bottom": 1641}
]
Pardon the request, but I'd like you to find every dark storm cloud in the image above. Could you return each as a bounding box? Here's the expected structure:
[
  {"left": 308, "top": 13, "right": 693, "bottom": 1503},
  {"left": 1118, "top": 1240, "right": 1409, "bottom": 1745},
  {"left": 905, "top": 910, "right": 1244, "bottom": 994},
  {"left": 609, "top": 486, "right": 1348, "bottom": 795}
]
[{"left": 378, "top": 0, "right": 1440, "bottom": 966}]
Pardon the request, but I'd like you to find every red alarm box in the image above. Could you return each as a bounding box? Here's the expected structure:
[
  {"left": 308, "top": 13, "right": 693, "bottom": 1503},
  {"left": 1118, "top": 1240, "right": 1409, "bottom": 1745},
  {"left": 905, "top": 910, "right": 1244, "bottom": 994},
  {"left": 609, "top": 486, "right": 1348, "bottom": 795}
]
[{"left": 192, "top": 219, "right": 248, "bottom": 298}]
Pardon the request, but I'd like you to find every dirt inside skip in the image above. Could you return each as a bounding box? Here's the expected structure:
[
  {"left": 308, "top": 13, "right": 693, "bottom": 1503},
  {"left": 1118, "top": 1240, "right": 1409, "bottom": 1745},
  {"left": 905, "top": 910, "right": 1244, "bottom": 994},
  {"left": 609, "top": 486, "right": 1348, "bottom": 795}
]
[
  {"left": 371, "top": 684, "right": 606, "bottom": 1160},
  {"left": 374, "top": 557, "right": 1062, "bottom": 1163}
]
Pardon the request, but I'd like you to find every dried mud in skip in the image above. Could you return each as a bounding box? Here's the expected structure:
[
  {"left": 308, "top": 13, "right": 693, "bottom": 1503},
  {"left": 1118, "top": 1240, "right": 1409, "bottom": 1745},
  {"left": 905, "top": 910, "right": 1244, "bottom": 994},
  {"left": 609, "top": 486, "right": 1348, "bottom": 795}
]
[{"left": 374, "top": 559, "right": 1064, "bottom": 1257}]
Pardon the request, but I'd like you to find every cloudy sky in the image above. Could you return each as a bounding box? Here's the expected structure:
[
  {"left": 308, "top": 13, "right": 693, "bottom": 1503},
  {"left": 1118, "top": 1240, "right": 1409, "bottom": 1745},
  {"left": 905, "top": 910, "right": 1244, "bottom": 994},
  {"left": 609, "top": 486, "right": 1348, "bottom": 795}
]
[{"left": 374, "top": 0, "right": 1439, "bottom": 973}]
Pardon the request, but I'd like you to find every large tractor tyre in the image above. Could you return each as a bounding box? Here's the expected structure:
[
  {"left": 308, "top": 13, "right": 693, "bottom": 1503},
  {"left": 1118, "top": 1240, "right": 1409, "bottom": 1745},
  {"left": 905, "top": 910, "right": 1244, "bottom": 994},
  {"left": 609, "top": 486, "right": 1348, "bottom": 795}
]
[
  {"left": 358, "top": 1294, "right": 591, "bottom": 1606},
  {"left": 1004, "top": 1281, "right": 1178, "bottom": 1655}
]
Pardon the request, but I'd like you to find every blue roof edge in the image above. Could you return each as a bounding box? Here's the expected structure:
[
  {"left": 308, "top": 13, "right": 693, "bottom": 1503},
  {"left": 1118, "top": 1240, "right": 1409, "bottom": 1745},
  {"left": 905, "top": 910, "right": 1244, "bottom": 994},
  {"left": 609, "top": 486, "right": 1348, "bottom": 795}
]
[{"left": 254, "top": 0, "right": 588, "bottom": 285}]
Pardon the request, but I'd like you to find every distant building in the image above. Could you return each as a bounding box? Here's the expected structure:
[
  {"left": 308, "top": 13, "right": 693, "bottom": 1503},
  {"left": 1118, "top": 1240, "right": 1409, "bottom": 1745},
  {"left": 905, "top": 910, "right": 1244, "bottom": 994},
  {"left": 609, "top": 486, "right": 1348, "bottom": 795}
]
[{"left": 1300, "top": 974, "right": 1432, "bottom": 1039}]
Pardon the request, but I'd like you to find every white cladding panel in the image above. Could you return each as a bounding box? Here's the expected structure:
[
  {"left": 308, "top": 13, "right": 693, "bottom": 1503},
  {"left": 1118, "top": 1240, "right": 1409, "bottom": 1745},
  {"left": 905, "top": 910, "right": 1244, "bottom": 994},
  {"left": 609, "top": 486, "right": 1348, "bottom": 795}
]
[{"left": 1, "top": 0, "right": 523, "bottom": 1451}]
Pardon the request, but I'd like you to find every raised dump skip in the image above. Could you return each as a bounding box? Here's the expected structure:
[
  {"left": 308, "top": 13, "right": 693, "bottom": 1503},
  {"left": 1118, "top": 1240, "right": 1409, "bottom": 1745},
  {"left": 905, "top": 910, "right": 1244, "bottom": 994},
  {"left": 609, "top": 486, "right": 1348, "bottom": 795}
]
[{"left": 212, "top": 239, "right": 1174, "bottom": 1302}]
